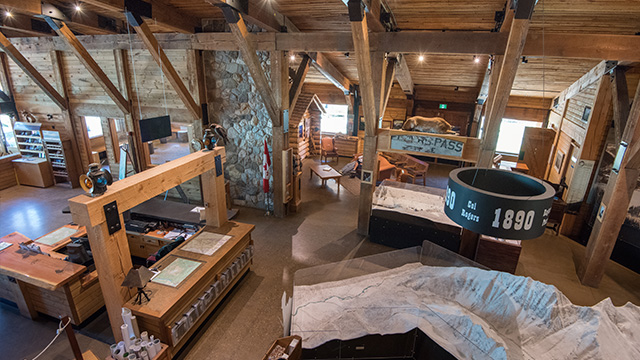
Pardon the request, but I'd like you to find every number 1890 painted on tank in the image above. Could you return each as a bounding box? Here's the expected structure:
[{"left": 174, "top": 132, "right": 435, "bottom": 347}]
[{"left": 491, "top": 208, "right": 535, "bottom": 231}]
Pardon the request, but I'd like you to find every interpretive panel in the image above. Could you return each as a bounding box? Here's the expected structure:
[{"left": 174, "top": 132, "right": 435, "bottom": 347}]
[{"left": 390, "top": 134, "right": 464, "bottom": 158}]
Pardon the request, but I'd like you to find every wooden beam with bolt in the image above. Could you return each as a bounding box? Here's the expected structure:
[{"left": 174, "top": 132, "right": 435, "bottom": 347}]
[
  {"left": 0, "top": 31, "right": 67, "bottom": 110},
  {"left": 45, "top": 18, "right": 130, "bottom": 115},
  {"left": 125, "top": 13, "right": 201, "bottom": 120},
  {"left": 290, "top": 54, "right": 311, "bottom": 110}
]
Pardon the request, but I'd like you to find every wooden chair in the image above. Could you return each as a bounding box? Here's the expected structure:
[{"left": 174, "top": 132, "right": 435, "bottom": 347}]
[
  {"left": 320, "top": 137, "right": 339, "bottom": 163},
  {"left": 404, "top": 155, "right": 428, "bottom": 186},
  {"left": 492, "top": 154, "right": 503, "bottom": 168}
]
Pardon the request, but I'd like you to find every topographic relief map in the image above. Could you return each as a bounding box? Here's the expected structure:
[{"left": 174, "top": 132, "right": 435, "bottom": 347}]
[{"left": 292, "top": 263, "right": 640, "bottom": 360}]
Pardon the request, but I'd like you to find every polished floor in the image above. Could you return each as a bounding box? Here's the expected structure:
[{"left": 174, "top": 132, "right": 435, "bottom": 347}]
[{"left": 1, "top": 158, "right": 639, "bottom": 359}]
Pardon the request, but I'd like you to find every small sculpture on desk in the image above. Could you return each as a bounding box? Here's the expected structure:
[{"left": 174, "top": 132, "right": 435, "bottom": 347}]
[{"left": 122, "top": 266, "right": 154, "bottom": 305}]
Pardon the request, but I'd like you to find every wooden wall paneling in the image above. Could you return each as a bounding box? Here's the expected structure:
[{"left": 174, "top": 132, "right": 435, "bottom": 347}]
[
  {"left": 271, "top": 50, "right": 290, "bottom": 217},
  {"left": 0, "top": 31, "right": 67, "bottom": 110},
  {"left": 545, "top": 99, "right": 570, "bottom": 180},
  {"left": 47, "top": 20, "right": 130, "bottom": 115},
  {"left": 579, "top": 76, "right": 640, "bottom": 287}
]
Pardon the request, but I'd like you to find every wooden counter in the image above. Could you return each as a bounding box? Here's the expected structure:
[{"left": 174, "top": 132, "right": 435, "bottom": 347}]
[
  {"left": 0, "top": 225, "right": 104, "bottom": 324},
  {"left": 127, "top": 221, "right": 254, "bottom": 355}
]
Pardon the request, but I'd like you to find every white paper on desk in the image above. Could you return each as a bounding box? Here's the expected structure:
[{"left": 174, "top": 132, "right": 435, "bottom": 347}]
[
  {"left": 180, "top": 232, "right": 232, "bottom": 256},
  {"left": 190, "top": 206, "right": 205, "bottom": 213},
  {"left": 163, "top": 231, "right": 194, "bottom": 240},
  {"left": 0, "top": 242, "right": 12, "bottom": 252}
]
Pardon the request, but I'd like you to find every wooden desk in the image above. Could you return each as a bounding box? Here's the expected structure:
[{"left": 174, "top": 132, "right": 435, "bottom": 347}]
[
  {"left": 0, "top": 225, "right": 104, "bottom": 324},
  {"left": 126, "top": 221, "right": 254, "bottom": 355},
  {"left": 12, "top": 157, "right": 54, "bottom": 188},
  {"left": 309, "top": 163, "right": 341, "bottom": 192},
  {"left": 500, "top": 160, "right": 530, "bottom": 174}
]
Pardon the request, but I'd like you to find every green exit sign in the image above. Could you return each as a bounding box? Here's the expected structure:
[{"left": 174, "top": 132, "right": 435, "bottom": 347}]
[{"left": 439, "top": 103, "right": 448, "bottom": 109}]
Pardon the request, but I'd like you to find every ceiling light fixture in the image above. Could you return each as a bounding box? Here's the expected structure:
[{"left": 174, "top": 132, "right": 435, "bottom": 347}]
[
  {"left": 418, "top": 55, "right": 425, "bottom": 62},
  {"left": 290, "top": 54, "right": 295, "bottom": 61},
  {"left": 474, "top": 55, "right": 480, "bottom": 63},
  {"left": 75, "top": 4, "right": 82, "bottom": 11},
  {"left": 4, "top": 11, "right": 12, "bottom": 17}
]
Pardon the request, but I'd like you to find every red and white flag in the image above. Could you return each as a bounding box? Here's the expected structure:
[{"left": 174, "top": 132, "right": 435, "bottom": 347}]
[{"left": 263, "top": 139, "right": 270, "bottom": 193}]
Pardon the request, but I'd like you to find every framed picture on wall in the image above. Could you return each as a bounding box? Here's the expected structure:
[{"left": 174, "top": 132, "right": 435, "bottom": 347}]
[
  {"left": 362, "top": 170, "right": 373, "bottom": 184},
  {"left": 393, "top": 119, "right": 404, "bottom": 129},
  {"left": 554, "top": 151, "right": 564, "bottom": 172}
]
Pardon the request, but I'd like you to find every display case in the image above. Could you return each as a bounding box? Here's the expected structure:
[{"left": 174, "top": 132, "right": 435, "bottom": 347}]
[
  {"left": 13, "top": 122, "right": 47, "bottom": 159},
  {"left": 42, "top": 130, "right": 78, "bottom": 187}
]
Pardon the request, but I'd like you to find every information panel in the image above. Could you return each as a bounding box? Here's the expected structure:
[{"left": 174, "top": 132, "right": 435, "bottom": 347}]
[
  {"left": 391, "top": 134, "right": 464, "bottom": 157},
  {"left": 444, "top": 168, "right": 556, "bottom": 239}
]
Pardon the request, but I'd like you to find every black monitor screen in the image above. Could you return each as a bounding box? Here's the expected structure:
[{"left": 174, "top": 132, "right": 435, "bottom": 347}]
[{"left": 139, "top": 115, "right": 172, "bottom": 142}]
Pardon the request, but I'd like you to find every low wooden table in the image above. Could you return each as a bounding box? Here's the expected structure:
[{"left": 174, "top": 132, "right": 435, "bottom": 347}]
[{"left": 309, "top": 163, "right": 342, "bottom": 193}]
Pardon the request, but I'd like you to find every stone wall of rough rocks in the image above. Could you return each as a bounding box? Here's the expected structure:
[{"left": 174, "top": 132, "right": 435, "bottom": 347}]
[{"left": 204, "top": 50, "right": 273, "bottom": 209}]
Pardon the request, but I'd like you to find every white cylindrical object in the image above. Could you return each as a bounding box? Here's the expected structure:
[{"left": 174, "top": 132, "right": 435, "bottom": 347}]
[
  {"left": 121, "top": 324, "right": 131, "bottom": 351},
  {"left": 127, "top": 354, "right": 136, "bottom": 360},
  {"left": 111, "top": 344, "right": 118, "bottom": 355},
  {"left": 122, "top": 308, "right": 135, "bottom": 339},
  {"left": 113, "top": 348, "right": 124, "bottom": 360},
  {"left": 153, "top": 338, "right": 161, "bottom": 353},
  {"left": 140, "top": 331, "right": 149, "bottom": 343},
  {"left": 140, "top": 350, "right": 150, "bottom": 360},
  {"left": 146, "top": 342, "right": 157, "bottom": 359},
  {"left": 130, "top": 315, "right": 140, "bottom": 338}
]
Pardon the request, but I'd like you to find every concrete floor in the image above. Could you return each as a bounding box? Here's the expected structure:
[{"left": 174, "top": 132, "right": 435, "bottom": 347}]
[{"left": 1, "top": 157, "right": 639, "bottom": 359}]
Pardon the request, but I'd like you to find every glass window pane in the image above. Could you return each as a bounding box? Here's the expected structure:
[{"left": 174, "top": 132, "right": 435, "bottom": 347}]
[
  {"left": 1, "top": 114, "right": 16, "bottom": 149},
  {"left": 321, "top": 104, "right": 348, "bottom": 134},
  {"left": 85, "top": 116, "right": 103, "bottom": 138},
  {"left": 495, "top": 119, "right": 542, "bottom": 154}
]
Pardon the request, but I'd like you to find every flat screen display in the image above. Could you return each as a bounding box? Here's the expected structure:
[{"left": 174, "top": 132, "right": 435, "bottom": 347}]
[{"left": 139, "top": 115, "right": 171, "bottom": 142}]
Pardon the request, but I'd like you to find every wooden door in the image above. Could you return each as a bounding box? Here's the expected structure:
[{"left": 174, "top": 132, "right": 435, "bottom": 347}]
[{"left": 520, "top": 127, "right": 556, "bottom": 179}]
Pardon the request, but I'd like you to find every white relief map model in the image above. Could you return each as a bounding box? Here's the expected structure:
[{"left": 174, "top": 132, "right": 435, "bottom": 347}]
[{"left": 291, "top": 263, "right": 640, "bottom": 359}]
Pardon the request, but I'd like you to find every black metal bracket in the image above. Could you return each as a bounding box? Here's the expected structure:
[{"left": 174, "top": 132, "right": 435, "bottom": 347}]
[
  {"left": 215, "top": 155, "right": 223, "bottom": 177},
  {"left": 104, "top": 201, "right": 122, "bottom": 235},
  {"left": 348, "top": 0, "right": 364, "bottom": 22}
]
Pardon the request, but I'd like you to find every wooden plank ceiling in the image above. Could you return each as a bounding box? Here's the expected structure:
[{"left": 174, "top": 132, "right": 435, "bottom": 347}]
[{"left": 2, "top": 0, "right": 640, "bottom": 100}]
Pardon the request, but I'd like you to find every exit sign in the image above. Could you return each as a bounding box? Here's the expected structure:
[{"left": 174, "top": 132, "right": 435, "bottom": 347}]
[{"left": 439, "top": 103, "right": 448, "bottom": 109}]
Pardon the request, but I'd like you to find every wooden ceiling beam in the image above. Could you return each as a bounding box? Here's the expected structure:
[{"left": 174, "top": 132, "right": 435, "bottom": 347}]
[
  {"left": 579, "top": 77, "right": 640, "bottom": 287},
  {"left": 210, "top": 0, "right": 352, "bottom": 94},
  {"left": 81, "top": 0, "right": 198, "bottom": 33},
  {"left": 289, "top": 54, "right": 310, "bottom": 111},
  {"left": 389, "top": 53, "right": 413, "bottom": 95},
  {"left": 0, "top": 30, "right": 67, "bottom": 109},
  {"left": 7, "top": 31, "right": 640, "bottom": 61},
  {"left": 45, "top": 17, "right": 130, "bottom": 114},
  {"left": 307, "top": 52, "right": 350, "bottom": 93},
  {"left": 219, "top": 7, "right": 279, "bottom": 123},
  {"left": 125, "top": 13, "right": 200, "bottom": 119}
]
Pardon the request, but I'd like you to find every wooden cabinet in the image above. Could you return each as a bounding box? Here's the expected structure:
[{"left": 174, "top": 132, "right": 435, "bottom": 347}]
[
  {"left": 333, "top": 135, "right": 360, "bottom": 157},
  {"left": 12, "top": 157, "right": 54, "bottom": 188},
  {"left": 0, "top": 153, "right": 20, "bottom": 190},
  {"left": 42, "top": 130, "right": 80, "bottom": 187}
]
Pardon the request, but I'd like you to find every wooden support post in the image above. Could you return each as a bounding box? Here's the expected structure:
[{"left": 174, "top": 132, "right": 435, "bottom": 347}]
[
  {"left": 0, "top": 31, "right": 67, "bottom": 110},
  {"left": 113, "top": 49, "right": 147, "bottom": 171},
  {"left": 10, "top": 279, "right": 38, "bottom": 319},
  {"left": 611, "top": 67, "right": 630, "bottom": 144},
  {"left": 271, "top": 51, "right": 290, "bottom": 217},
  {"left": 46, "top": 19, "right": 130, "bottom": 115},
  {"left": 124, "top": 13, "right": 201, "bottom": 120},
  {"left": 579, "top": 79, "right": 640, "bottom": 287},
  {"left": 50, "top": 50, "right": 84, "bottom": 184},
  {"left": 349, "top": 0, "right": 379, "bottom": 235},
  {"left": 477, "top": 15, "right": 533, "bottom": 167}
]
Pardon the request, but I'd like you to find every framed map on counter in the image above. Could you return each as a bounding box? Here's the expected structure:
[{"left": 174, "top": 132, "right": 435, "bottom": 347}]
[
  {"left": 151, "top": 257, "right": 202, "bottom": 287},
  {"left": 181, "top": 231, "right": 233, "bottom": 256}
]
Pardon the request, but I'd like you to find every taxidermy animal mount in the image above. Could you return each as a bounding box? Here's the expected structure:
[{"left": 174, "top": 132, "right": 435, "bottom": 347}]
[{"left": 402, "top": 116, "right": 455, "bottom": 134}]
